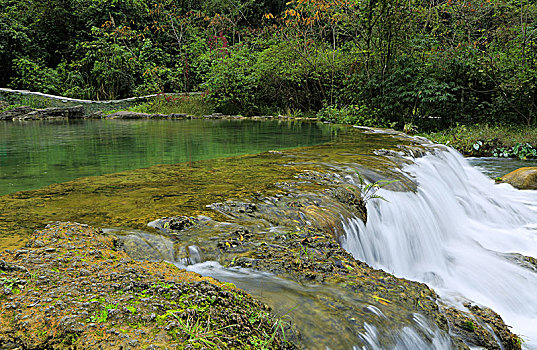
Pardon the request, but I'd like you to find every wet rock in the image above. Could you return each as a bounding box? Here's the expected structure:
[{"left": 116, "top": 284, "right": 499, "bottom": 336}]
[
  {"left": 106, "top": 111, "right": 152, "bottom": 119},
  {"left": 0, "top": 106, "right": 35, "bottom": 120},
  {"left": 218, "top": 229, "right": 253, "bottom": 251},
  {"left": 501, "top": 167, "right": 537, "bottom": 189},
  {"left": 166, "top": 216, "right": 197, "bottom": 231},
  {"left": 30, "top": 105, "right": 84, "bottom": 119},
  {"left": 329, "top": 185, "right": 367, "bottom": 223},
  {"left": 209, "top": 201, "right": 257, "bottom": 215},
  {"left": 443, "top": 307, "right": 502, "bottom": 350},
  {"left": 169, "top": 113, "right": 188, "bottom": 118},
  {"left": 465, "top": 303, "right": 522, "bottom": 350},
  {"left": 148, "top": 216, "right": 200, "bottom": 236},
  {"left": 5, "top": 106, "right": 84, "bottom": 120},
  {"left": 117, "top": 233, "right": 173, "bottom": 262},
  {"left": 0, "top": 222, "right": 295, "bottom": 349},
  {"left": 443, "top": 304, "right": 521, "bottom": 350}
]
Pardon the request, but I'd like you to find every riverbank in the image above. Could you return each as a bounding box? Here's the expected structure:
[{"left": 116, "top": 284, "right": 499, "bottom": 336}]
[
  {"left": 0, "top": 98, "right": 318, "bottom": 122},
  {"left": 3, "top": 95, "right": 535, "bottom": 164},
  {"left": 419, "top": 124, "right": 537, "bottom": 159},
  {"left": 0, "top": 124, "right": 527, "bottom": 348}
]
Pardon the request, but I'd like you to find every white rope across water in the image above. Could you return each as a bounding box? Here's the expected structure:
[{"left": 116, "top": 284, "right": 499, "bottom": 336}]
[{"left": 0, "top": 88, "right": 200, "bottom": 104}]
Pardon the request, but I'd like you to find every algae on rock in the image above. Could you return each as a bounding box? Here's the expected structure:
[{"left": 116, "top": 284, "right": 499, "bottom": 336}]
[{"left": 0, "top": 222, "right": 295, "bottom": 349}]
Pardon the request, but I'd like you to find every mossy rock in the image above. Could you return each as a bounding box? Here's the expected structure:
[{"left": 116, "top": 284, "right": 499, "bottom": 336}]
[
  {"left": 501, "top": 167, "right": 537, "bottom": 189},
  {"left": 443, "top": 305, "right": 521, "bottom": 350},
  {"left": 0, "top": 222, "right": 295, "bottom": 349}
]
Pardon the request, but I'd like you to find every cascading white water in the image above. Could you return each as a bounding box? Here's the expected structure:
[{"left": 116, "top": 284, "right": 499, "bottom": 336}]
[
  {"left": 355, "top": 314, "right": 452, "bottom": 350},
  {"left": 185, "top": 261, "right": 453, "bottom": 350},
  {"left": 342, "top": 147, "right": 537, "bottom": 349}
]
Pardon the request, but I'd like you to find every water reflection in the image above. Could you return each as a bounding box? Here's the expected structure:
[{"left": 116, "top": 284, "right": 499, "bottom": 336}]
[{"left": 0, "top": 119, "right": 339, "bottom": 195}]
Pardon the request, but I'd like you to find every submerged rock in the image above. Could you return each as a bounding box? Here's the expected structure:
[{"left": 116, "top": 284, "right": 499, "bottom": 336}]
[
  {"left": 501, "top": 167, "right": 537, "bottom": 189},
  {"left": 0, "top": 222, "right": 295, "bottom": 349}
]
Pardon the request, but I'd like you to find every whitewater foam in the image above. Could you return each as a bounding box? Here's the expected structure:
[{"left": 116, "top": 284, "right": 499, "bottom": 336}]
[{"left": 342, "top": 148, "right": 537, "bottom": 349}]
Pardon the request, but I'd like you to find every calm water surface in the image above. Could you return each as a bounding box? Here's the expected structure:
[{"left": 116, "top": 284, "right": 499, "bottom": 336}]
[
  {"left": 0, "top": 119, "right": 339, "bottom": 195},
  {"left": 468, "top": 157, "right": 537, "bottom": 178}
]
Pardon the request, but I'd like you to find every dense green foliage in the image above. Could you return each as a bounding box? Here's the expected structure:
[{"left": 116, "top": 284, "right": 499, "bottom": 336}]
[
  {"left": 1, "top": 0, "right": 535, "bottom": 129},
  {"left": 422, "top": 123, "right": 537, "bottom": 157}
]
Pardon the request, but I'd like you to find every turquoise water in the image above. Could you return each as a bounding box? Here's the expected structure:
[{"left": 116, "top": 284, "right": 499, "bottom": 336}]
[{"left": 0, "top": 119, "right": 339, "bottom": 195}]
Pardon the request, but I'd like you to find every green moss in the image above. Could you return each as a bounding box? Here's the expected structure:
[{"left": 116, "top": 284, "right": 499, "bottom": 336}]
[{"left": 462, "top": 320, "right": 475, "bottom": 332}]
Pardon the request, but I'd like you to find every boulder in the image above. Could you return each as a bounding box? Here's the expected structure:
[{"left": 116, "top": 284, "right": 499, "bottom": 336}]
[
  {"left": 35, "top": 105, "right": 84, "bottom": 119},
  {"left": 501, "top": 167, "right": 537, "bottom": 189}
]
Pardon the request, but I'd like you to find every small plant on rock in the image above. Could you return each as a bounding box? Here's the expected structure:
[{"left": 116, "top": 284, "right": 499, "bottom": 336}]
[
  {"left": 461, "top": 320, "right": 475, "bottom": 332},
  {"left": 355, "top": 172, "right": 397, "bottom": 204}
]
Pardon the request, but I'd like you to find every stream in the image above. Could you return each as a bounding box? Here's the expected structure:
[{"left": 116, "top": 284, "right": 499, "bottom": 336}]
[
  {"left": 185, "top": 261, "right": 453, "bottom": 350},
  {"left": 1, "top": 120, "right": 536, "bottom": 349},
  {"left": 118, "top": 145, "right": 537, "bottom": 349},
  {"left": 159, "top": 145, "right": 537, "bottom": 349},
  {"left": 0, "top": 119, "right": 338, "bottom": 195},
  {"left": 342, "top": 148, "right": 537, "bottom": 349}
]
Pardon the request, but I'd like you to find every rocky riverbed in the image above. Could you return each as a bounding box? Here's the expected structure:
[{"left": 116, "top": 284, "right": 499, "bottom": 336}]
[
  {"left": 0, "top": 215, "right": 522, "bottom": 349},
  {"left": 0, "top": 126, "right": 525, "bottom": 349},
  {"left": 0, "top": 222, "right": 294, "bottom": 349}
]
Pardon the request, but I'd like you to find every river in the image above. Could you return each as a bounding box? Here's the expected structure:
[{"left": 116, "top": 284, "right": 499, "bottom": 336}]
[{"left": 1, "top": 120, "right": 536, "bottom": 349}]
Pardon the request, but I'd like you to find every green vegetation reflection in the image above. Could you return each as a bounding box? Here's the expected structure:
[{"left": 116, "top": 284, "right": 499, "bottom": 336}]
[{"left": 0, "top": 119, "right": 340, "bottom": 195}]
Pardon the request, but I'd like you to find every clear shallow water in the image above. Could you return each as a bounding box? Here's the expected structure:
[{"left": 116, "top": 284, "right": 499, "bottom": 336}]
[
  {"left": 185, "top": 262, "right": 452, "bottom": 350},
  {"left": 0, "top": 119, "right": 338, "bottom": 195},
  {"left": 4, "top": 119, "right": 535, "bottom": 348},
  {"left": 113, "top": 223, "right": 453, "bottom": 350},
  {"left": 342, "top": 148, "right": 537, "bottom": 349},
  {"left": 468, "top": 157, "right": 537, "bottom": 178}
]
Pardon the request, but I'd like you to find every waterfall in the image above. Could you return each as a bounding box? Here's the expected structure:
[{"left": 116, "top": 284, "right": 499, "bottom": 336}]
[{"left": 342, "top": 148, "right": 537, "bottom": 349}]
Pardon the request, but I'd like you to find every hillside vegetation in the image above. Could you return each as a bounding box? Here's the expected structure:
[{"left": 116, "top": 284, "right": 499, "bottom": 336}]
[{"left": 1, "top": 0, "right": 535, "bottom": 129}]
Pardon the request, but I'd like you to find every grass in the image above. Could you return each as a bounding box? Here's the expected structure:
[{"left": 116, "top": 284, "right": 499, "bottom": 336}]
[
  {"left": 0, "top": 95, "right": 58, "bottom": 111},
  {"left": 420, "top": 124, "right": 537, "bottom": 157},
  {"left": 130, "top": 94, "right": 215, "bottom": 116},
  {"left": 0, "top": 91, "right": 215, "bottom": 116}
]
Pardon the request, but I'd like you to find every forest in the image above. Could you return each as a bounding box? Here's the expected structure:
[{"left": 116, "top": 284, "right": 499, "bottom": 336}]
[{"left": 1, "top": 0, "right": 535, "bottom": 130}]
